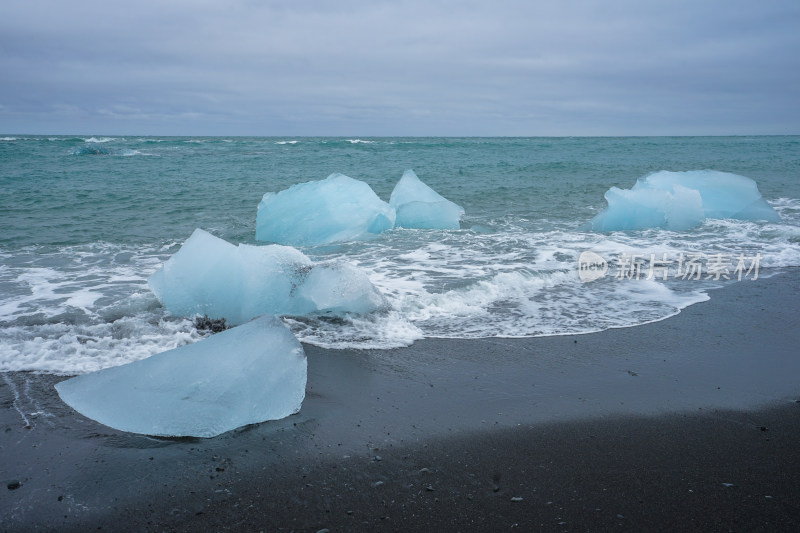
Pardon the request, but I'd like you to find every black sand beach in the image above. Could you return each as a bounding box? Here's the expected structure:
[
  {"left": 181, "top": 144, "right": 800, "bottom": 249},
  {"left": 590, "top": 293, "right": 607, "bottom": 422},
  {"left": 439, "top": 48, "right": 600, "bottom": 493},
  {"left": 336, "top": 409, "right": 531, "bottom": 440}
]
[{"left": 2, "top": 270, "right": 800, "bottom": 532}]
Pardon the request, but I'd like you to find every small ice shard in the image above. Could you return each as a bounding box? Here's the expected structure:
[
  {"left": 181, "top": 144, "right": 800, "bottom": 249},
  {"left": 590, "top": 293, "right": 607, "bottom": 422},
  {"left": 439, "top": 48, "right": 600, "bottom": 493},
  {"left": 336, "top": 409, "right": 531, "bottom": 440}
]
[
  {"left": 588, "top": 170, "right": 780, "bottom": 231},
  {"left": 389, "top": 169, "right": 464, "bottom": 229},
  {"left": 55, "top": 315, "right": 307, "bottom": 438},
  {"left": 148, "top": 229, "right": 386, "bottom": 325},
  {"left": 294, "top": 261, "right": 386, "bottom": 315},
  {"left": 256, "top": 173, "right": 395, "bottom": 246}
]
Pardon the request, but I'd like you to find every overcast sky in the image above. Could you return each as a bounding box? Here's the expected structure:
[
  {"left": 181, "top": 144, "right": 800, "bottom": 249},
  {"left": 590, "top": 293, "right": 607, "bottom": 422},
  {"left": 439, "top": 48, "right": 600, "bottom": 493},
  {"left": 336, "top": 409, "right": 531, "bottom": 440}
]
[{"left": 2, "top": 0, "right": 798, "bottom": 136}]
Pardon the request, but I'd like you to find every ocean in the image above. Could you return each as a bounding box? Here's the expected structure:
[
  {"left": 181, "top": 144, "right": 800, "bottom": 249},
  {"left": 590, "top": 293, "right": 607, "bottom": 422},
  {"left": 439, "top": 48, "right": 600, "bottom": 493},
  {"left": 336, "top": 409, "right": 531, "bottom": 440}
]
[{"left": 1, "top": 135, "right": 799, "bottom": 374}]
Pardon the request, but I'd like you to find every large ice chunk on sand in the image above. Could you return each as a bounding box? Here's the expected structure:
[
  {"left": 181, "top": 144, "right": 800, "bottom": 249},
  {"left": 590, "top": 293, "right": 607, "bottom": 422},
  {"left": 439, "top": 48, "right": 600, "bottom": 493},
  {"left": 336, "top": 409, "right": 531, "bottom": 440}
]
[
  {"left": 389, "top": 169, "right": 464, "bottom": 229},
  {"left": 256, "top": 173, "right": 395, "bottom": 245},
  {"left": 55, "top": 315, "right": 307, "bottom": 438},
  {"left": 588, "top": 170, "right": 780, "bottom": 231},
  {"left": 148, "top": 229, "right": 386, "bottom": 324}
]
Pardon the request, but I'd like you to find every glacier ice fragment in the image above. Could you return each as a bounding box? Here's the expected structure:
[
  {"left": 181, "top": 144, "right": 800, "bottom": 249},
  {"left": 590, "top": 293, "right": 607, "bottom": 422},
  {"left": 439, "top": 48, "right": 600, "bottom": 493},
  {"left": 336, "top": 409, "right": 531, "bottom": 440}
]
[
  {"left": 256, "top": 173, "right": 395, "bottom": 245},
  {"left": 148, "top": 229, "right": 386, "bottom": 324},
  {"left": 588, "top": 170, "right": 780, "bottom": 231},
  {"left": 389, "top": 169, "right": 464, "bottom": 229},
  {"left": 55, "top": 315, "right": 307, "bottom": 438}
]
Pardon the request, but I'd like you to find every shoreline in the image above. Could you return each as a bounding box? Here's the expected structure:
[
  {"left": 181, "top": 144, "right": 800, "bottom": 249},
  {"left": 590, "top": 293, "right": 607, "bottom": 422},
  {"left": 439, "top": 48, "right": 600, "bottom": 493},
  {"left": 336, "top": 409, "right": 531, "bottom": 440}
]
[{"left": 2, "top": 269, "right": 800, "bottom": 531}]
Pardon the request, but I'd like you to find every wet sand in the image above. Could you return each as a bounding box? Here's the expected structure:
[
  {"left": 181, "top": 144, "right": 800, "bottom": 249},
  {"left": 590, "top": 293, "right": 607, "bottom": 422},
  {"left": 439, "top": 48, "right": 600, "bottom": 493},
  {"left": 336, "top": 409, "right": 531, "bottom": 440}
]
[{"left": 2, "top": 270, "right": 800, "bottom": 531}]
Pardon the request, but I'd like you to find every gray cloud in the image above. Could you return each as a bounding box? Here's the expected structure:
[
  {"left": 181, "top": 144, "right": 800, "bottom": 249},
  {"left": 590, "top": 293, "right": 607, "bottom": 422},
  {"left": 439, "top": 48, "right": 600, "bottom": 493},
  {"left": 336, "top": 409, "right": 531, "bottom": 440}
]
[{"left": 1, "top": 0, "right": 798, "bottom": 135}]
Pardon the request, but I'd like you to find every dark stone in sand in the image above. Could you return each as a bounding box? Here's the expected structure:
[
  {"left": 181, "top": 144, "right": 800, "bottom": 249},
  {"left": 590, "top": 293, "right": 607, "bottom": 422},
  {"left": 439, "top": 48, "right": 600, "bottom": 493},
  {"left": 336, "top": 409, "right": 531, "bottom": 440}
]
[
  {"left": 7, "top": 480, "right": 20, "bottom": 490},
  {"left": 194, "top": 315, "right": 229, "bottom": 333}
]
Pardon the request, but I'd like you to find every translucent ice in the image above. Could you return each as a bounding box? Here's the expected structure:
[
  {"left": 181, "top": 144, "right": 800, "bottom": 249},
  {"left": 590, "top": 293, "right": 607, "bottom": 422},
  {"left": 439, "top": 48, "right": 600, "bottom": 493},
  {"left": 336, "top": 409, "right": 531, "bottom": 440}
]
[
  {"left": 589, "top": 170, "right": 780, "bottom": 231},
  {"left": 55, "top": 315, "right": 307, "bottom": 438},
  {"left": 389, "top": 170, "right": 464, "bottom": 229},
  {"left": 256, "top": 173, "right": 395, "bottom": 245},
  {"left": 148, "top": 229, "right": 386, "bottom": 324}
]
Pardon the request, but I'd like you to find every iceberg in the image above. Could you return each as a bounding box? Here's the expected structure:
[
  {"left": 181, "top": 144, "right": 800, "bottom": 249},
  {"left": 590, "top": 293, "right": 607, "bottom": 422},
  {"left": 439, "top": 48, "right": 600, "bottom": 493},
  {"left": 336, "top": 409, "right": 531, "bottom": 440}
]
[
  {"left": 389, "top": 169, "right": 464, "bottom": 229},
  {"left": 588, "top": 170, "right": 780, "bottom": 231},
  {"left": 55, "top": 315, "right": 307, "bottom": 438},
  {"left": 148, "top": 229, "right": 386, "bottom": 324},
  {"left": 256, "top": 173, "right": 395, "bottom": 246}
]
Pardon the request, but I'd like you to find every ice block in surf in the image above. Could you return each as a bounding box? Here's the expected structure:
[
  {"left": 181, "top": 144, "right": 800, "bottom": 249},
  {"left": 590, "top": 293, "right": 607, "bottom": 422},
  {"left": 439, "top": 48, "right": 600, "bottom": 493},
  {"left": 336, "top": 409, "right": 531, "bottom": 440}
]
[
  {"left": 148, "top": 229, "right": 386, "bottom": 325},
  {"left": 390, "top": 169, "right": 464, "bottom": 229},
  {"left": 589, "top": 170, "right": 780, "bottom": 231},
  {"left": 55, "top": 315, "right": 307, "bottom": 438},
  {"left": 256, "top": 173, "right": 395, "bottom": 245}
]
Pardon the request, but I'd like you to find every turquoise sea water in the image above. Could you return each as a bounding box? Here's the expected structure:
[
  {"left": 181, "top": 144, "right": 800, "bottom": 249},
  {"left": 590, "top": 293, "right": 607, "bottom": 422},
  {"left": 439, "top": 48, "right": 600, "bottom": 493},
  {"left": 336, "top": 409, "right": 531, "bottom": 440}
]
[{"left": 2, "top": 135, "right": 799, "bottom": 373}]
